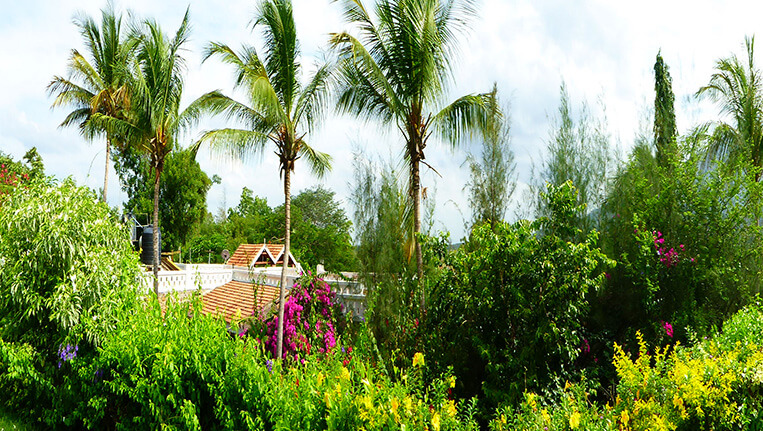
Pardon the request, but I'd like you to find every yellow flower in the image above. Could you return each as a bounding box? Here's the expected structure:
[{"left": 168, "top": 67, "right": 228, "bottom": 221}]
[
  {"left": 541, "top": 409, "right": 550, "bottom": 423},
  {"left": 448, "top": 375, "right": 456, "bottom": 388},
  {"left": 413, "top": 352, "right": 425, "bottom": 367},
  {"left": 526, "top": 392, "right": 538, "bottom": 410},
  {"left": 404, "top": 396, "right": 413, "bottom": 414},
  {"left": 390, "top": 397, "right": 400, "bottom": 423},
  {"left": 431, "top": 412, "right": 441, "bottom": 431},
  {"left": 391, "top": 397, "right": 399, "bottom": 413},
  {"left": 324, "top": 392, "right": 331, "bottom": 408},
  {"left": 446, "top": 400, "right": 457, "bottom": 417},
  {"left": 672, "top": 395, "right": 683, "bottom": 409},
  {"left": 569, "top": 411, "right": 581, "bottom": 429},
  {"left": 499, "top": 414, "right": 507, "bottom": 425},
  {"left": 621, "top": 409, "right": 629, "bottom": 427},
  {"left": 341, "top": 367, "right": 351, "bottom": 381},
  {"left": 317, "top": 372, "right": 324, "bottom": 386}
]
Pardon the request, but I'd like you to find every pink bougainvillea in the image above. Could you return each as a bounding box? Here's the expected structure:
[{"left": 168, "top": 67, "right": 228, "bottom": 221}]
[
  {"left": 662, "top": 320, "right": 674, "bottom": 338},
  {"left": 652, "top": 231, "right": 691, "bottom": 268},
  {"left": 264, "top": 273, "right": 344, "bottom": 360}
]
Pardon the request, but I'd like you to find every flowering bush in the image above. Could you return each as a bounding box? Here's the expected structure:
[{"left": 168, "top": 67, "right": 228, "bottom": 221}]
[
  {"left": 0, "top": 149, "right": 42, "bottom": 205},
  {"left": 0, "top": 163, "right": 29, "bottom": 198},
  {"left": 264, "top": 272, "right": 345, "bottom": 360},
  {"left": 599, "top": 153, "right": 763, "bottom": 350},
  {"left": 492, "top": 303, "right": 763, "bottom": 430}
]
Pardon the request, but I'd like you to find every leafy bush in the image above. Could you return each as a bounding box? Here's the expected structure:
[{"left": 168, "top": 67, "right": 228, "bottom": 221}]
[
  {"left": 37, "top": 293, "right": 480, "bottom": 430},
  {"left": 426, "top": 182, "right": 614, "bottom": 411},
  {"left": 0, "top": 178, "right": 142, "bottom": 348},
  {"left": 0, "top": 178, "right": 141, "bottom": 422},
  {"left": 600, "top": 145, "right": 763, "bottom": 343}
]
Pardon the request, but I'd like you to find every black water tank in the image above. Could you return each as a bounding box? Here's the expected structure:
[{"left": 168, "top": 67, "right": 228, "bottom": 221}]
[
  {"left": 132, "top": 225, "right": 144, "bottom": 252},
  {"left": 140, "top": 227, "right": 161, "bottom": 266}
]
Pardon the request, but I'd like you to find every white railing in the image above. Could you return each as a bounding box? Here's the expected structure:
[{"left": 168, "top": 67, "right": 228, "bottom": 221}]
[
  {"left": 140, "top": 263, "right": 368, "bottom": 319},
  {"left": 140, "top": 264, "right": 233, "bottom": 293}
]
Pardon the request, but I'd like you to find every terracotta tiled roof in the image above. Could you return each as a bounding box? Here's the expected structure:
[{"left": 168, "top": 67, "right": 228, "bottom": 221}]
[
  {"left": 227, "top": 243, "right": 298, "bottom": 268},
  {"left": 202, "top": 280, "right": 280, "bottom": 322},
  {"left": 227, "top": 244, "right": 267, "bottom": 267},
  {"left": 268, "top": 244, "right": 284, "bottom": 260}
]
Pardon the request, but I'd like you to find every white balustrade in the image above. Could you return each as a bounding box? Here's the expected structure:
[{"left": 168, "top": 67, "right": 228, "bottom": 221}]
[
  {"left": 140, "top": 264, "right": 233, "bottom": 293},
  {"left": 139, "top": 264, "right": 368, "bottom": 320}
]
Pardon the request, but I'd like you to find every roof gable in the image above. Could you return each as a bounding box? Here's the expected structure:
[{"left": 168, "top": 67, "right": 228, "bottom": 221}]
[{"left": 227, "top": 243, "right": 297, "bottom": 269}]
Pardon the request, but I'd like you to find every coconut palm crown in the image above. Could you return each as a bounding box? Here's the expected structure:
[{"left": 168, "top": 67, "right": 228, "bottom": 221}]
[
  {"left": 697, "top": 36, "right": 763, "bottom": 180},
  {"left": 90, "top": 9, "right": 202, "bottom": 295},
  {"left": 330, "top": 0, "right": 492, "bottom": 288},
  {"left": 47, "top": 1, "right": 134, "bottom": 202},
  {"left": 193, "top": 0, "right": 332, "bottom": 359}
]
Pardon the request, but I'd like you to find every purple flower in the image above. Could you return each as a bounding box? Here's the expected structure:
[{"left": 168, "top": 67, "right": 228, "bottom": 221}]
[
  {"left": 58, "top": 343, "right": 78, "bottom": 363},
  {"left": 266, "top": 359, "right": 273, "bottom": 373}
]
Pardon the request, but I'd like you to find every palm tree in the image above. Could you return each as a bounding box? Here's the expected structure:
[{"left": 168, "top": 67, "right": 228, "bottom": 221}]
[
  {"left": 697, "top": 36, "right": 763, "bottom": 180},
  {"left": 193, "top": 0, "right": 332, "bottom": 359},
  {"left": 330, "top": 0, "right": 490, "bottom": 289},
  {"left": 91, "top": 9, "right": 198, "bottom": 295},
  {"left": 47, "top": 2, "right": 133, "bottom": 202}
]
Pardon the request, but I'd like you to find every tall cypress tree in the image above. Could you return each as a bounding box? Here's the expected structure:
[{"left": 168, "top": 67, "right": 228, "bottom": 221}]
[{"left": 654, "top": 52, "right": 678, "bottom": 167}]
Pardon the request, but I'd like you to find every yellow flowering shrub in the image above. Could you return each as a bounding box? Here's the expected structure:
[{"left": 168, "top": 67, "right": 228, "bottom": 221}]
[{"left": 489, "top": 304, "right": 763, "bottom": 431}]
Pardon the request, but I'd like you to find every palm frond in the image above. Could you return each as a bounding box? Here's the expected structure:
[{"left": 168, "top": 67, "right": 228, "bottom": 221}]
[
  {"left": 253, "top": 0, "right": 300, "bottom": 113},
  {"left": 47, "top": 76, "right": 94, "bottom": 111},
  {"left": 331, "top": 31, "right": 398, "bottom": 122},
  {"left": 299, "top": 143, "right": 333, "bottom": 178},
  {"left": 195, "top": 128, "right": 270, "bottom": 163},
  {"left": 433, "top": 92, "right": 492, "bottom": 146},
  {"left": 294, "top": 61, "right": 334, "bottom": 134}
]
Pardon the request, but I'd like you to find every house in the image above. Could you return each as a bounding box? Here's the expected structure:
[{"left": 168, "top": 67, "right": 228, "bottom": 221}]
[
  {"left": 144, "top": 243, "right": 366, "bottom": 321},
  {"left": 201, "top": 243, "right": 300, "bottom": 322}
]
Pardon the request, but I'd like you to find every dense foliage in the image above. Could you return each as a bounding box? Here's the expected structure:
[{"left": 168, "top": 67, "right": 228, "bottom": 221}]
[
  {"left": 0, "top": 179, "right": 142, "bottom": 420},
  {"left": 599, "top": 141, "right": 763, "bottom": 344},
  {"left": 115, "top": 147, "right": 215, "bottom": 251},
  {"left": 189, "top": 185, "right": 358, "bottom": 271},
  {"left": 426, "top": 182, "right": 613, "bottom": 412}
]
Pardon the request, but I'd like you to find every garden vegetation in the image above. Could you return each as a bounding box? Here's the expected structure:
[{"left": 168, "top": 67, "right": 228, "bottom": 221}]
[{"left": 2, "top": 0, "right": 763, "bottom": 429}]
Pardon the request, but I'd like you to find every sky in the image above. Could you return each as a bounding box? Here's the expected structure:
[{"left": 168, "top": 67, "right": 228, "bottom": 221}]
[{"left": 1, "top": 0, "right": 762, "bottom": 241}]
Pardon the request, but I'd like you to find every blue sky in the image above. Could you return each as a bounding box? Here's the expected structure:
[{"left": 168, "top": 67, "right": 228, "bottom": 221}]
[{"left": 1, "top": 0, "right": 762, "bottom": 240}]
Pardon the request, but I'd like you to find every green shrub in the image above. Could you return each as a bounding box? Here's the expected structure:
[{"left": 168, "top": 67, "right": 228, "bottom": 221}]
[
  {"left": 0, "top": 178, "right": 141, "bottom": 422},
  {"left": 426, "top": 182, "right": 614, "bottom": 412},
  {"left": 600, "top": 147, "right": 763, "bottom": 344}
]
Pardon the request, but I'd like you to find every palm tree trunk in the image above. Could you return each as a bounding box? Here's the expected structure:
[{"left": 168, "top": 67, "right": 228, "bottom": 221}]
[
  {"left": 152, "top": 167, "right": 161, "bottom": 296},
  {"left": 103, "top": 138, "right": 111, "bottom": 203},
  {"left": 276, "top": 168, "right": 292, "bottom": 359},
  {"left": 412, "top": 157, "right": 424, "bottom": 307}
]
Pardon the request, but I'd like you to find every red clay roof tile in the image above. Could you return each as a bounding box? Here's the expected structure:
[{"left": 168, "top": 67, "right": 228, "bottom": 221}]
[{"left": 202, "top": 280, "right": 280, "bottom": 322}]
